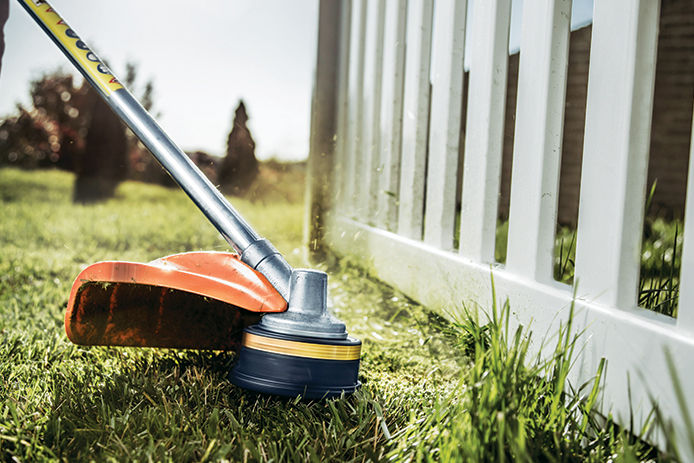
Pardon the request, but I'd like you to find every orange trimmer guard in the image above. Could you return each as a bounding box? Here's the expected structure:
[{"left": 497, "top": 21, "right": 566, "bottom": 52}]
[{"left": 65, "top": 252, "right": 287, "bottom": 351}]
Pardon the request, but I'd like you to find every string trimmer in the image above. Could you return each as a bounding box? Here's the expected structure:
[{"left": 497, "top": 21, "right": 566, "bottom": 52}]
[{"left": 19, "top": 0, "right": 361, "bottom": 399}]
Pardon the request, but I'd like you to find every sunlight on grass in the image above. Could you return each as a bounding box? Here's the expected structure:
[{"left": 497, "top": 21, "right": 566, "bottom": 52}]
[{"left": 0, "top": 168, "right": 674, "bottom": 461}]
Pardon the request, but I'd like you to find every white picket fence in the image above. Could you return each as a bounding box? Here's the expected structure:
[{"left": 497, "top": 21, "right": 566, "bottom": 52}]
[{"left": 308, "top": 0, "right": 694, "bottom": 452}]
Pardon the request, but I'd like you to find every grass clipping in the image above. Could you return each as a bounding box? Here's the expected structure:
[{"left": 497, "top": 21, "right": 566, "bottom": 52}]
[{"left": 0, "top": 168, "right": 672, "bottom": 461}]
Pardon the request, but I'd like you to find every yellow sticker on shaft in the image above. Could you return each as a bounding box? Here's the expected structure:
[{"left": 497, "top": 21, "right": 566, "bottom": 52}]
[{"left": 22, "top": 0, "right": 123, "bottom": 95}]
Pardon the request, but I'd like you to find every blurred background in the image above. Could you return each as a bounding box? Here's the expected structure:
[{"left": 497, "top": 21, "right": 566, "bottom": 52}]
[
  {"left": 0, "top": 0, "right": 596, "bottom": 202},
  {"left": 0, "top": 0, "right": 318, "bottom": 202},
  {"left": 1, "top": 0, "right": 319, "bottom": 161}
]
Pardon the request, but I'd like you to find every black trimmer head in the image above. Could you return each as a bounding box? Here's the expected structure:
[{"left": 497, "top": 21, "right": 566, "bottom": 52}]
[
  {"left": 230, "top": 270, "right": 361, "bottom": 398},
  {"left": 231, "top": 325, "right": 361, "bottom": 399}
]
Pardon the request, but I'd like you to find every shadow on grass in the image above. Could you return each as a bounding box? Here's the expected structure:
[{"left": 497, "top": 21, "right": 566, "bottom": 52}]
[{"left": 42, "top": 348, "right": 404, "bottom": 462}]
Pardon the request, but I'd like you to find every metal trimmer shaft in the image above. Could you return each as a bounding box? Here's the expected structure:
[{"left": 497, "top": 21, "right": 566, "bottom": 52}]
[{"left": 20, "top": 0, "right": 292, "bottom": 299}]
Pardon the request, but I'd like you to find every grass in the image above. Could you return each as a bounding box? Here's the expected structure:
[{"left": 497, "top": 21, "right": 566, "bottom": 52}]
[
  {"left": 0, "top": 167, "right": 678, "bottom": 461},
  {"left": 493, "top": 216, "right": 682, "bottom": 317}
]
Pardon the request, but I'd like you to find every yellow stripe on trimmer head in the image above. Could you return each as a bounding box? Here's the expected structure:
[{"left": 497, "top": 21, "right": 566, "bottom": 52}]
[
  {"left": 243, "top": 333, "right": 361, "bottom": 361},
  {"left": 21, "top": 0, "right": 123, "bottom": 95}
]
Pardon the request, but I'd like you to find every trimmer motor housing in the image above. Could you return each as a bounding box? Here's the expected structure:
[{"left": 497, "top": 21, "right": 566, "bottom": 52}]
[{"left": 231, "top": 269, "right": 362, "bottom": 399}]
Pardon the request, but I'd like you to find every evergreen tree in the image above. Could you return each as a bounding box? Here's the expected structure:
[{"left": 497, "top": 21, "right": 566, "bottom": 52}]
[{"left": 219, "top": 100, "right": 258, "bottom": 193}]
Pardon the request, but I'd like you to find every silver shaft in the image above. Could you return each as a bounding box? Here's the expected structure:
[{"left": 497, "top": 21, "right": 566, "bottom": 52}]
[
  {"left": 109, "top": 89, "right": 258, "bottom": 252},
  {"left": 108, "top": 90, "right": 293, "bottom": 299}
]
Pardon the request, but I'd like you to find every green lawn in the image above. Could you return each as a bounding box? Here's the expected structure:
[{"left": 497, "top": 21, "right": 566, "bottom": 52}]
[{"left": 0, "top": 168, "right": 675, "bottom": 461}]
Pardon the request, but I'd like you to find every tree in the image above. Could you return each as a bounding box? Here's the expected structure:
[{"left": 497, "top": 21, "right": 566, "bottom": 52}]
[
  {"left": 72, "top": 84, "right": 128, "bottom": 202},
  {"left": 73, "top": 62, "right": 154, "bottom": 201},
  {"left": 0, "top": 63, "right": 221, "bottom": 197},
  {"left": 0, "top": 67, "right": 129, "bottom": 201},
  {"left": 0, "top": 71, "right": 87, "bottom": 170},
  {"left": 219, "top": 100, "right": 259, "bottom": 194}
]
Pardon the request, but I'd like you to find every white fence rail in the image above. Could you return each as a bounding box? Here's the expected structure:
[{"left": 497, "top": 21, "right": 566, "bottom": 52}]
[{"left": 309, "top": 0, "right": 694, "bottom": 452}]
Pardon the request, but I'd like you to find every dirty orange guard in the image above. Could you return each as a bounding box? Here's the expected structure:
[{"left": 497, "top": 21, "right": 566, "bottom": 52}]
[{"left": 65, "top": 252, "right": 287, "bottom": 351}]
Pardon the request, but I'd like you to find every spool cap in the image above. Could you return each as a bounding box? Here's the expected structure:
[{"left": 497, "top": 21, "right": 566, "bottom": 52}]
[{"left": 259, "top": 269, "right": 347, "bottom": 340}]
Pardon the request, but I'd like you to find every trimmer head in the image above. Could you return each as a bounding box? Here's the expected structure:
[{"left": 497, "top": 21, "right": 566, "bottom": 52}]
[
  {"left": 67, "top": 256, "right": 362, "bottom": 398},
  {"left": 231, "top": 269, "right": 361, "bottom": 399}
]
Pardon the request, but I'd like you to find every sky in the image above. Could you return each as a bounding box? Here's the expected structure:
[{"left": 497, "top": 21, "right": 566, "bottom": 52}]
[
  {"left": 0, "top": 0, "right": 593, "bottom": 162},
  {"left": 508, "top": 0, "right": 594, "bottom": 55},
  {"left": 0, "top": 0, "right": 320, "bottom": 161}
]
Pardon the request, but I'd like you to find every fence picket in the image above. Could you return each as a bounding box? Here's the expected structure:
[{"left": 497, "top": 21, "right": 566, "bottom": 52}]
[
  {"left": 319, "top": 0, "right": 694, "bottom": 454},
  {"left": 342, "top": 0, "right": 367, "bottom": 216},
  {"left": 359, "top": 0, "right": 386, "bottom": 223},
  {"left": 505, "top": 0, "right": 571, "bottom": 281},
  {"left": 574, "top": 0, "right": 660, "bottom": 308},
  {"left": 333, "top": 0, "right": 352, "bottom": 213},
  {"left": 376, "top": 0, "right": 408, "bottom": 231},
  {"left": 422, "top": 0, "right": 467, "bottom": 250},
  {"left": 397, "top": 0, "right": 434, "bottom": 240},
  {"left": 677, "top": 106, "right": 694, "bottom": 332},
  {"left": 458, "top": 0, "right": 512, "bottom": 262}
]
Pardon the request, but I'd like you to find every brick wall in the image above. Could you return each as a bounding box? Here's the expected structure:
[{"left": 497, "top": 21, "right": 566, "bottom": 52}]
[
  {"left": 457, "top": 0, "right": 693, "bottom": 226},
  {"left": 647, "top": 0, "right": 694, "bottom": 219}
]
